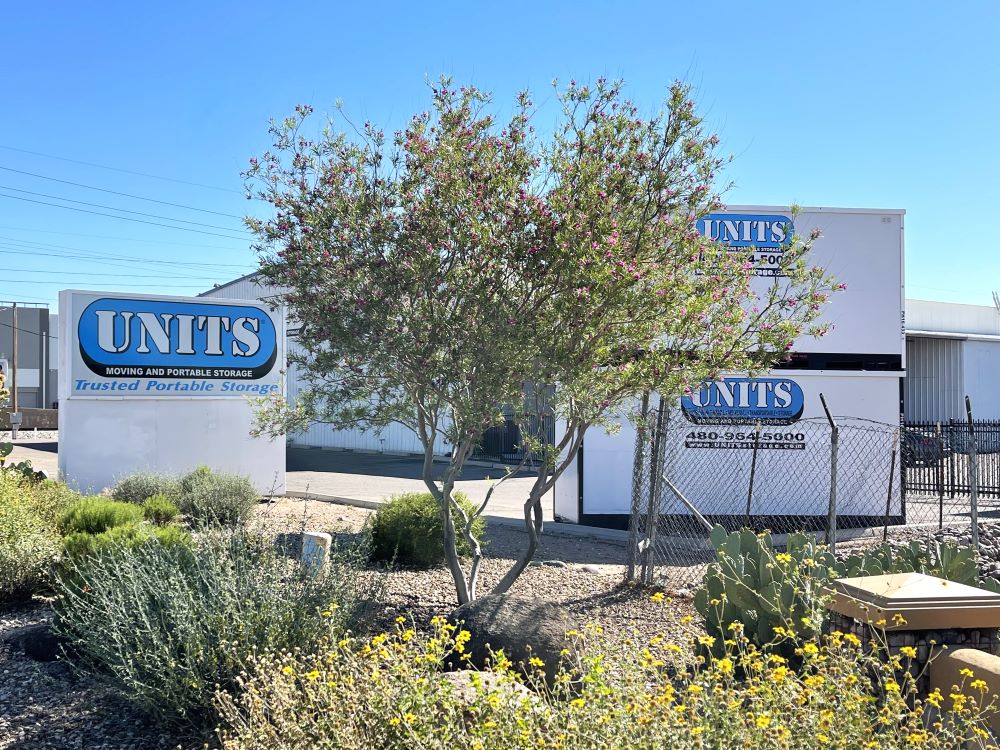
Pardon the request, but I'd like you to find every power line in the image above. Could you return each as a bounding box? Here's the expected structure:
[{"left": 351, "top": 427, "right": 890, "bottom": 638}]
[
  {"left": 0, "top": 239, "right": 251, "bottom": 271},
  {"left": 0, "top": 245, "right": 252, "bottom": 279},
  {"left": 0, "top": 319, "right": 58, "bottom": 339},
  {"left": 0, "top": 279, "right": 215, "bottom": 288},
  {"left": 0, "top": 233, "right": 249, "bottom": 266},
  {"left": 0, "top": 145, "right": 243, "bottom": 194},
  {"left": 0, "top": 193, "right": 252, "bottom": 240},
  {"left": 0, "top": 292, "right": 50, "bottom": 302},
  {"left": 3, "top": 268, "right": 222, "bottom": 280},
  {"left": 0, "top": 232, "right": 252, "bottom": 265},
  {"left": 0, "top": 166, "right": 246, "bottom": 218},
  {"left": 0, "top": 185, "right": 250, "bottom": 233},
  {"left": 0, "top": 225, "right": 250, "bottom": 250}
]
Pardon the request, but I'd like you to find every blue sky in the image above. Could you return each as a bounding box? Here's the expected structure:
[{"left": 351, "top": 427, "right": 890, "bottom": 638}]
[{"left": 1, "top": 1, "right": 997, "bottom": 308}]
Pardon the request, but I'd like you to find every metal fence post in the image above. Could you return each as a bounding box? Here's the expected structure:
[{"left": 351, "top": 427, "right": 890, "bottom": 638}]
[
  {"left": 949, "top": 420, "right": 957, "bottom": 498},
  {"left": 626, "top": 393, "right": 650, "bottom": 583},
  {"left": 936, "top": 421, "right": 944, "bottom": 528},
  {"left": 820, "top": 393, "right": 839, "bottom": 552},
  {"left": 744, "top": 421, "right": 762, "bottom": 528},
  {"left": 883, "top": 429, "right": 899, "bottom": 543},
  {"left": 966, "top": 396, "right": 979, "bottom": 551},
  {"left": 641, "top": 401, "right": 667, "bottom": 585}
]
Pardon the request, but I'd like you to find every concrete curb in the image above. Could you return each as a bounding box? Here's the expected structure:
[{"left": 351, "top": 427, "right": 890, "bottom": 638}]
[{"left": 282, "top": 490, "right": 630, "bottom": 546}]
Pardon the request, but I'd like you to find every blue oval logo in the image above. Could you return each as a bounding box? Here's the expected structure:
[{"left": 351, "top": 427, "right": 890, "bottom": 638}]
[
  {"left": 78, "top": 298, "right": 277, "bottom": 379},
  {"left": 697, "top": 213, "right": 793, "bottom": 249},
  {"left": 681, "top": 377, "right": 804, "bottom": 425}
]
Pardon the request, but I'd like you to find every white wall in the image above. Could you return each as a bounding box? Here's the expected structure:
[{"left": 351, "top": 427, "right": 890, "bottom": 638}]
[
  {"left": 719, "top": 206, "right": 905, "bottom": 360},
  {"left": 963, "top": 340, "right": 1000, "bottom": 420},
  {"left": 907, "top": 299, "right": 1000, "bottom": 336},
  {"left": 58, "top": 398, "right": 285, "bottom": 494}
]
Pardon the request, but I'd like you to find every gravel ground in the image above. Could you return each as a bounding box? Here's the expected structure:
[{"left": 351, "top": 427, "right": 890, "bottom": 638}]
[
  {"left": 0, "top": 604, "right": 186, "bottom": 750},
  {"left": 0, "top": 498, "right": 702, "bottom": 749},
  {"left": 254, "top": 498, "right": 702, "bottom": 655}
]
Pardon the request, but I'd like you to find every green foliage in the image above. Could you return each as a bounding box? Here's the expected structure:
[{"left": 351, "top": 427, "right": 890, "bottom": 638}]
[
  {"left": 110, "top": 472, "right": 180, "bottom": 504},
  {"left": 177, "top": 465, "right": 259, "bottom": 528},
  {"left": 0, "top": 472, "right": 79, "bottom": 601},
  {"left": 141, "top": 494, "right": 180, "bottom": 526},
  {"left": 695, "top": 526, "right": 995, "bottom": 656},
  {"left": 0, "top": 497, "right": 59, "bottom": 601},
  {"left": 53, "top": 530, "right": 371, "bottom": 729},
  {"left": 61, "top": 521, "right": 191, "bottom": 559},
  {"left": 370, "top": 491, "right": 484, "bottom": 568},
  {"left": 215, "top": 618, "right": 993, "bottom": 750},
  {"left": 59, "top": 497, "right": 143, "bottom": 535},
  {"left": 3, "top": 475, "right": 81, "bottom": 528}
]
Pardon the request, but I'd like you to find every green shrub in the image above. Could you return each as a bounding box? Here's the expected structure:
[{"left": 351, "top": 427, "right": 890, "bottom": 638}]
[
  {"left": 59, "top": 497, "right": 143, "bottom": 535},
  {"left": 110, "top": 472, "right": 180, "bottom": 504},
  {"left": 0, "top": 499, "right": 59, "bottom": 601},
  {"left": 0, "top": 473, "right": 80, "bottom": 601},
  {"left": 215, "top": 618, "right": 994, "bottom": 750},
  {"left": 53, "top": 530, "right": 370, "bottom": 728},
  {"left": 177, "top": 465, "right": 259, "bottom": 528},
  {"left": 369, "top": 491, "right": 484, "bottom": 568},
  {"left": 0, "top": 472, "right": 81, "bottom": 527},
  {"left": 142, "top": 494, "right": 180, "bottom": 526},
  {"left": 61, "top": 522, "right": 191, "bottom": 559}
]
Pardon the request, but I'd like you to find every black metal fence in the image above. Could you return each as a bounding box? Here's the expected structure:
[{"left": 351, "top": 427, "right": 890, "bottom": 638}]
[
  {"left": 903, "top": 420, "right": 1000, "bottom": 499},
  {"left": 470, "top": 410, "right": 556, "bottom": 464}
]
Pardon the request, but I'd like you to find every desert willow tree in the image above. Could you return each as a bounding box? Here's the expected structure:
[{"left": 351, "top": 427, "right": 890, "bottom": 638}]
[{"left": 245, "top": 77, "right": 839, "bottom": 604}]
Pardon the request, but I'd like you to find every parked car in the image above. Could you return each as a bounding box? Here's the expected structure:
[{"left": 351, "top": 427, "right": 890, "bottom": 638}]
[{"left": 901, "top": 427, "right": 948, "bottom": 467}]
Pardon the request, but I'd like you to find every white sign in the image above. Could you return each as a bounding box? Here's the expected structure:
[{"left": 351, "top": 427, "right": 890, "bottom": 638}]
[
  {"left": 64, "top": 291, "right": 282, "bottom": 398},
  {"left": 58, "top": 290, "right": 286, "bottom": 494}
]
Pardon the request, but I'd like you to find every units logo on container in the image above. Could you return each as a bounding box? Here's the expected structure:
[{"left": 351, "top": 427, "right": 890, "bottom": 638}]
[
  {"left": 681, "top": 377, "right": 804, "bottom": 426},
  {"left": 697, "top": 213, "right": 793, "bottom": 277},
  {"left": 77, "top": 298, "right": 278, "bottom": 379}
]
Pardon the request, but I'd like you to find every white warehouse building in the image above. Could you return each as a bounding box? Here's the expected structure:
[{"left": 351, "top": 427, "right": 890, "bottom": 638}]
[
  {"left": 201, "top": 269, "right": 1000, "bottom": 460},
  {"left": 905, "top": 298, "right": 1000, "bottom": 423}
]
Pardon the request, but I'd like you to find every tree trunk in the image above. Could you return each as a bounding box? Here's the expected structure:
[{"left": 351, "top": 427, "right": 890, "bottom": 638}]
[{"left": 491, "top": 419, "right": 588, "bottom": 596}]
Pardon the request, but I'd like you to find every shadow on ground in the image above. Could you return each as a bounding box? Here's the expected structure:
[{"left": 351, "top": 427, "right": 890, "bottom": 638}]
[{"left": 288, "top": 447, "right": 537, "bottom": 481}]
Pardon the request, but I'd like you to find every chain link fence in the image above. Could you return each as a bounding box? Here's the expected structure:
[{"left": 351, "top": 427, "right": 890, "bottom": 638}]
[{"left": 625, "top": 400, "right": 998, "bottom": 589}]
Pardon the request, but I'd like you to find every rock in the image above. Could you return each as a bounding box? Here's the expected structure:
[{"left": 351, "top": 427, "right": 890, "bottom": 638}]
[
  {"left": 301, "top": 531, "right": 332, "bottom": 575},
  {"left": 542, "top": 560, "right": 567, "bottom": 568},
  {"left": 440, "top": 669, "right": 537, "bottom": 705},
  {"left": 2, "top": 623, "right": 64, "bottom": 662},
  {"left": 447, "top": 593, "right": 582, "bottom": 688},
  {"left": 579, "top": 565, "right": 602, "bottom": 575}
]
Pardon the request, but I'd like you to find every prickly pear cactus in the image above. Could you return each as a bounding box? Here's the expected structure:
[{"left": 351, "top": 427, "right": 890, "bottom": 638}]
[{"left": 695, "top": 525, "right": 996, "bottom": 656}]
